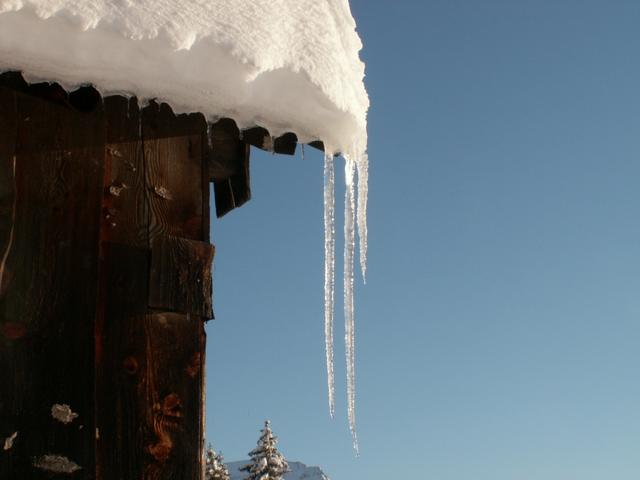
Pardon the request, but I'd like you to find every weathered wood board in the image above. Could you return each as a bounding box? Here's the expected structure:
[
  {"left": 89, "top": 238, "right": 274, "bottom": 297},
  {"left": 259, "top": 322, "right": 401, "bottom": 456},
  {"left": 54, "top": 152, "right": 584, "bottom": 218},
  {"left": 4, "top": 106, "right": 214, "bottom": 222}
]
[
  {"left": 210, "top": 118, "right": 252, "bottom": 217},
  {"left": 0, "top": 84, "right": 104, "bottom": 479},
  {"left": 97, "top": 99, "right": 210, "bottom": 480},
  {"left": 149, "top": 235, "right": 214, "bottom": 318}
]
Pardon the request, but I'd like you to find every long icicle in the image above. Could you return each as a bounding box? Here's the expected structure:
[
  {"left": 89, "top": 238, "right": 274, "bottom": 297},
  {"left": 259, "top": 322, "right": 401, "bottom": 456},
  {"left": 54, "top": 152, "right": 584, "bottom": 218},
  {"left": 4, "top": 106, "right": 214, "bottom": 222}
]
[
  {"left": 356, "top": 153, "right": 368, "bottom": 283},
  {"left": 344, "top": 157, "right": 359, "bottom": 454},
  {"left": 323, "top": 152, "right": 336, "bottom": 418}
]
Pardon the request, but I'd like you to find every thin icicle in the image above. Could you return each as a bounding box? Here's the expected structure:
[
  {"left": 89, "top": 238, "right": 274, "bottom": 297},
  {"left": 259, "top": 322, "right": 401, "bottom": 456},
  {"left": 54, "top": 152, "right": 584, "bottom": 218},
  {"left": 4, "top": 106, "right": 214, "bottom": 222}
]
[
  {"left": 355, "top": 153, "right": 368, "bottom": 283},
  {"left": 323, "top": 153, "right": 336, "bottom": 419},
  {"left": 344, "top": 157, "right": 359, "bottom": 454}
]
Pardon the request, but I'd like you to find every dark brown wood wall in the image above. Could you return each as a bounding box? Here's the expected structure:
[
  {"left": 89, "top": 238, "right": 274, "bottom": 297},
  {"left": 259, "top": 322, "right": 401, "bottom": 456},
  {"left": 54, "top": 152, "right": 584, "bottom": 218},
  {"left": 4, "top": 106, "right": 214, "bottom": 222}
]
[
  {"left": 0, "top": 83, "right": 106, "bottom": 480},
  {"left": 0, "top": 75, "right": 241, "bottom": 479}
]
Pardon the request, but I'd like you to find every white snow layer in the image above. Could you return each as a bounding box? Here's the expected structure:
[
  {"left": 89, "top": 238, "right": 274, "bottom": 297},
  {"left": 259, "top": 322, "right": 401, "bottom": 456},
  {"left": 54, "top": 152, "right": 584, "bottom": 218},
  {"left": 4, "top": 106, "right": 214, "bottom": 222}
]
[
  {"left": 0, "top": 0, "right": 369, "bottom": 452},
  {"left": 0, "top": 0, "right": 368, "bottom": 154}
]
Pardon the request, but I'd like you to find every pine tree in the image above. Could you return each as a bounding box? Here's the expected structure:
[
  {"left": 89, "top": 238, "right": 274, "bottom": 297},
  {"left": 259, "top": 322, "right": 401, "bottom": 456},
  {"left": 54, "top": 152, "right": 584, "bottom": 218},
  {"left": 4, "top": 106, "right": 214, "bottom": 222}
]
[
  {"left": 205, "top": 443, "right": 230, "bottom": 480},
  {"left": 240, "top": 420, "right": 289, "bottom": 480}
]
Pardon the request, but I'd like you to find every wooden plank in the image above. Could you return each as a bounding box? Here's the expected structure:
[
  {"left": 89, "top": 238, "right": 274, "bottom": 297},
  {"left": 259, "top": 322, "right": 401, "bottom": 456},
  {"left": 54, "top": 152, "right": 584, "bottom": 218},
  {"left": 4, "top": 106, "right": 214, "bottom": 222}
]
[
  {"left": 103, "top": 242, "right": 150, "bottom": 316},
  {"left": 96, "top": 98, "right": 148, "bottom": 480},
  {"left": 273, "top": 132, "right": 298, "bottom": 156},
  {"left": 96, "top": 242, "right": 150, "bottom": 480},
  {"left": 101, "top": 139, "right": 147, "bottom": 247},
  {"left": 242, "top": 126, "right": 272, "bottom": 151},
  {"left": 141, "top": 104, "right": 207, "bottom": 480},
  {"left": 0, "top": 86, "right": 105, "bottom": 479},
  {"left": 102, "top": 98, "right": 209, "bottom": 244},
  {"left": 213, "top": 178, "right": 235, "bottom": 217},
  {"left": 145, "top": 134, "right": 205, "bottom": 240},
  {"left": 208, "top": 118, "right": 244, "bottom": 181},
  {"left": 102, "top": 316, "right": 201, "bottom": 480},
  {"left": 142, "top": 101, "right": 208, "bottom": 241},
  {"left": 307, "top": 140, "right": 341, "bottom": 157},
  {"left": 0, "top": 84, "right": 19, "bottom": 478},
  {"left": 142, "top": 100, "right": 208, "bottom": 140},
  {"left": 308, "top": 140, "right": 326, "bottom": 152},
  {"left": 211, "top": 121, "right": 251, "bottom": 218},
  {"left": 241, "top": 125, "right": 296, "bottom": 155},
  {"left": 0, "top": 87, "right": 17, "bottom": 300},
  {"left": 0, "top": 71, "right": 29, "bottom": 94},
  {"left": 104, "top": 96, "right": 142, "bottom": 144},
  {"left": 1, "top": 73, "right": 101, "bottom": 115},
  {"left": 69, "top": 86, "right": 102, "bottom": 113},
  {"left": 97, "top": 99, "right": 208, "bottom": 480},
  {"left": 149, "top": 235, "right": 214, "bottom": 319},
  {"left": 212, "top": 142, "right": 251, "bottom": 218}
]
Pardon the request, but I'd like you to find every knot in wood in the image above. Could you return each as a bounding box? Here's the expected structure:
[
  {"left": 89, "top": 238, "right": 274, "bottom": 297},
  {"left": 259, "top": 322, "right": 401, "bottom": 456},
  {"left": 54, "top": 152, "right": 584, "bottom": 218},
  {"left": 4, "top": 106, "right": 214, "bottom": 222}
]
[
  {"left": 123, "top": 356, "right": 139, "bottom": 374},
  {"left": 162, "top": 393, "right": 182, "bottom": 419}
]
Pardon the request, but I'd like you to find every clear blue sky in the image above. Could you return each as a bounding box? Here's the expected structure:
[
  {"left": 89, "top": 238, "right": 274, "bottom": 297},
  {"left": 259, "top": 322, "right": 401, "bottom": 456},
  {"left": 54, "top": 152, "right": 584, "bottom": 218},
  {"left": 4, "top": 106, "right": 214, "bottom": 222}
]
[{"left": 205, "top": 1, "right": 640, "bottom": 479}]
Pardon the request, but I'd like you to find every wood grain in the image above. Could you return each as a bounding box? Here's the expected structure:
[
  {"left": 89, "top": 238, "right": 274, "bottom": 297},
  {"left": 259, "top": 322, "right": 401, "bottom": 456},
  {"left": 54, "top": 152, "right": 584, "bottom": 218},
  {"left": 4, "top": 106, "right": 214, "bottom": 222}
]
[
  {"left": 97, "top": 99, "right": 209, "bottom": 480},
  {"left": 149, "top": 235, "right": 214, "bottom": 319},
  {"left": 0, "top": 85, "right": 105, "bottom": 479}
]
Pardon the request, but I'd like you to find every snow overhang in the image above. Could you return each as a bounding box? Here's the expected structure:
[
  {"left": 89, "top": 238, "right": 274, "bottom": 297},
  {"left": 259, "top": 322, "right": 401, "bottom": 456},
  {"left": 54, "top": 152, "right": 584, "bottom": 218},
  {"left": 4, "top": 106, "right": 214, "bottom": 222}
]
[{"left": 0, "top": 0, "right": 368, "bottom": 156}]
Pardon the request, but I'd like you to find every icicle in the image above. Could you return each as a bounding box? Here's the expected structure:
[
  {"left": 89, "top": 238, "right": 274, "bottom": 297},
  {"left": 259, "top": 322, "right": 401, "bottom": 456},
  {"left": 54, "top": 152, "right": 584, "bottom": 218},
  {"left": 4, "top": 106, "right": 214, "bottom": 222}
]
[
  {"left": 323, "top": 152, "right": 336, "bottom": 419},
  {"left": 355, "top": 153, "right": 368, "bottom": 283},
  {"left": 344, "top": 157, "right": 359, "bottom": 454},
  {"left": 322, "top": 145, "right": 367, "bottom": 453}
]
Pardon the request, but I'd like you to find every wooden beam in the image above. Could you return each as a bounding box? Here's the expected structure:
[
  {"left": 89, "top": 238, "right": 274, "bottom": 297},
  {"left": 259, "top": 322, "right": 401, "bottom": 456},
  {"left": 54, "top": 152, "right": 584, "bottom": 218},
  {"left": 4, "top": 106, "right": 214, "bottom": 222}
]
[{"left": 242, "top": 126, "right": 272, "bottom": 151}]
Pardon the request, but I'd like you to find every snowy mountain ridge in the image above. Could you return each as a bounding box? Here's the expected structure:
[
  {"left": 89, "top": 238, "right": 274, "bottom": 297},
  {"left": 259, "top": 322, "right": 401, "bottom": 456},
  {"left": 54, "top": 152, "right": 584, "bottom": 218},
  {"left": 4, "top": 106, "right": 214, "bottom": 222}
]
[{"left": 227, "top": 460, "right": 329, "bottom": 480}]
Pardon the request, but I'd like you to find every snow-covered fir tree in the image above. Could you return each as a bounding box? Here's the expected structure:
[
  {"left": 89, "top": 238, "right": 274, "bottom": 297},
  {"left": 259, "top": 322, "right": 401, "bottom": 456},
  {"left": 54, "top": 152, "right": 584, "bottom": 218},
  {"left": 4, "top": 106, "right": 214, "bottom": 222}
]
[
  {"left": 240, "top": 420, "right": 290, "bottom": 480},
  {"left": 205, "top": 443, "right": 230, "bottom": 480}
]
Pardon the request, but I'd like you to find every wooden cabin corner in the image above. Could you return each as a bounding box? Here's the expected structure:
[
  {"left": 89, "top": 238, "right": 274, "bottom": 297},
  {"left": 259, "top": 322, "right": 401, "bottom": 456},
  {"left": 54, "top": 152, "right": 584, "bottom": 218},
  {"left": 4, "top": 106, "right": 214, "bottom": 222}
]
[{"left": 0, "top": 72, "right": 302, "bottom": 479}]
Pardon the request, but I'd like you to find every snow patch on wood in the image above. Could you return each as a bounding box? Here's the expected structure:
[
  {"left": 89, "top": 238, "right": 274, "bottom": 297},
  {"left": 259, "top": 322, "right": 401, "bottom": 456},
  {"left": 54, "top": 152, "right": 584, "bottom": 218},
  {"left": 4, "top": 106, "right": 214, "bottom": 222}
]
[
  {"left": 51, "top": 404, "right": 79, "bottom": 424},
  {"left": 3, "top": 431, "right": 18, "bottom": 451},
  {"left": 33, "top": 455, "right": 82, "bottom": 474},
  {"left": 153, "top": 185, "right": 173, "bottom": 200}
]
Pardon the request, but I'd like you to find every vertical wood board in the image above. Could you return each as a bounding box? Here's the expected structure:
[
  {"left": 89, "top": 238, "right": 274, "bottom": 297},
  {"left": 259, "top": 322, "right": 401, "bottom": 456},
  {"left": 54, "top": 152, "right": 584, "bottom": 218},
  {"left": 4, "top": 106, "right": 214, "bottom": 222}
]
[{"left": 0, "top": 86, "right": 105, "bottom": 479}]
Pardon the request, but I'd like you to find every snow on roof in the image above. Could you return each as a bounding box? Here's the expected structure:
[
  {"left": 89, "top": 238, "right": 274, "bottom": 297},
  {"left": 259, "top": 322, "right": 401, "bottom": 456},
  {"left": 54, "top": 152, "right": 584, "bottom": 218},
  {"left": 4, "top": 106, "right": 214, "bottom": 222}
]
[{"left": 0, "top": 0, "right": 368, "bottom": 154}]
